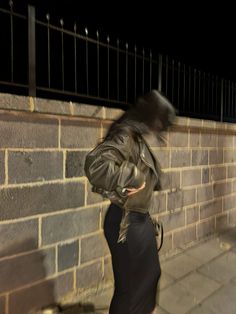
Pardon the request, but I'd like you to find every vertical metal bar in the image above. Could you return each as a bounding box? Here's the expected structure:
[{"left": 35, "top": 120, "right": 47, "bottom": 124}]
[
  {"left": 207, "top": 73, "right": 210, "bottom": 112},
  {"left": 107, "top": 36, "right": 110, "bottom": 99},
  {"left": 203, "top": 72, "right": 206, "bottom": 108},
  {"left": 117, "top": 39, "right": 120, "bottom": 101},
  {"left": 60, "top": 19, "right": 64, "bottom": 91},
  {"left": 74, "top": 23, "right": 77, "bottom": 93},
  {"left": 10, "top": 0, "right": 14, "bottom": 82},
  {"left": 188, "top": 66, "right": 191, "bottom": 110},
  {"left": 158, "top": 54, "right": 162, "bottom": 92},
  {"left": 149, "top": 50, "right": 152, "bottom": 91},
  {"left": 165, "top": 55, "right": 168, "bottom": 94},
  {"left": 232, "top": 82, "right": 234, "bottom": 117},
  {"left": 198, "top": 70, "right": 201, "bottom": 110},
  {"left": 220, "top": 79, "right": 224, "bottom": 121},
  {"left": 125, "top": 42, "right": 128, "bottom": 103},
  {"left": 183, "top": 64, "right": 186, "bottom": 109},
  {"left": 134, "top": 45, "right": 137, "bottom": 100},
  {"left": 46, "top": 14, "right": 51, "bottom": 88},
  {"left": 171, "top": 59, "right": 174, "bottom": 103},
  {"left": 228, "top": 80, "right": 231, "bottom": 117},
  {"left": 177, "top": 62, "right": 180, "bottom": 107},
  {"left": 96, "top": 31, "right": 100, "bottom": 97},
  {"left": 28, "top": 5, "right": 36, "bottom": 97},
  {"left": 142, "top": 48, "right": 145, "bottom": 94},
  {"left": 85, "top": 27, "right": 89, "bottom": 95},
  {"left": 211, "top": 75, "right": 214, "bottom": 112},
  {"left": 215, "top": 76, "right": 218, "bottom": 109}
]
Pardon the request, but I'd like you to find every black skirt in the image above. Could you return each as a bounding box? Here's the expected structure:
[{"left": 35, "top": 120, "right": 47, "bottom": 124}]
[{"left": 104, "top": 203, "right": 161, "bottom": 314}]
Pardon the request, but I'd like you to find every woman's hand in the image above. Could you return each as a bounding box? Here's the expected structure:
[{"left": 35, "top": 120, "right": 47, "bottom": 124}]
[{"left": 126, "top": 182, "right": 146, "bottom": 196}]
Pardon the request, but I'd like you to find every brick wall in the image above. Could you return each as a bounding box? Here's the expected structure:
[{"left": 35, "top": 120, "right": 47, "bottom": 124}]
[{"left": 0, "top": 93, "right": 236, "bottom": 313}]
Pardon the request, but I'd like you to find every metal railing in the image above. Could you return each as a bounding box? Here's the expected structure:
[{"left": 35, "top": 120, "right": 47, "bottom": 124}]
[{"left": 0, "top": 2, "right": 236, "bottom": 122}]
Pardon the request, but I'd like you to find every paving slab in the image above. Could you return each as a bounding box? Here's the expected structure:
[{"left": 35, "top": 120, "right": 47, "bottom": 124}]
[{"left": 158, "top": 271, "right": 175, "bottom": 290}]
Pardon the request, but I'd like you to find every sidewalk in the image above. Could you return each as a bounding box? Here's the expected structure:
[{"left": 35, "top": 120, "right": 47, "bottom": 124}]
[{"left": 86, "top": 226, "right": 236, "bottom": 314}]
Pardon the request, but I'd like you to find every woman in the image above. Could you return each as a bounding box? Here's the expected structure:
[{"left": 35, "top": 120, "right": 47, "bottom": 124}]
[{"left": 84, "top": 90, "right": 176, "bottom": 314}]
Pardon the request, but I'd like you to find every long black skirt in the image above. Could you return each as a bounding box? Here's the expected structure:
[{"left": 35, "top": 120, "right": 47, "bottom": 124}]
[{"left": 104, "top": 203, "right": 161, "bottom": 314}]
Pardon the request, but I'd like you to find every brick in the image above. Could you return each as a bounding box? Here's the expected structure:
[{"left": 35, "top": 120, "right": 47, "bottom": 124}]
[
  {"left": 58, "top": 240, "right": 79, "bottom": 271},
  {"left": 202, "top": 168, "right": 210, "bottom": 184},
  {"left": 182, "top": 169, "right": 201, "bottom": 187},
  {"left": 151, "top": 192, "right": 166, "bottom": 214},
  {"left": 159, "top": 233, "right": 172, "bottom": 255},
  {"left": 0, "top": 219, "right": 38, "bottom": 258},
  {"left": 8, "top": 272, "right": 73, "bottom": 314},
  {"left": 200, "top": 199, "right": 222, "bottom": 219},
  {"left": 171, "top": 150, "right": 190, "bottom": 168},
  {"left": 224, "top": 150, "right": 236, "bottom": 163},
  {"left": 0, "top": 93, "right": 29, "bottom": 111},
  {"left": 0, "top": 113, "right": 58, "bottom": 148},
  {"left": 202, "top": 120, "right": 215, "bottom": 129},
  {"left": 211, "top": 166, "right": 226, "bottom": 181},
  {"left": 0, "top": 151, "right": 5, "bottom": 184},
  {"left": 153, "top": 150, "right": 170, "bottom": 169},
  {"left": 167, "top": 189, "right": 183, "bottom": 211},
  {"left": 0, "top": 182, "right": 84, "bottom": 220},
  {"left": 34, "top": 98, "right": 71, "bottom": 115},
  {"left": 8, "top": 151, "right": 63, "bottom": 184},
  {"left": 213, "top": 182, "right": 231, "bottom": 197},
  {"left": 71, "top": 103, "right": 104, "bottom": 119},
  {"left": 197, "top": 185, "right": 213, "bottom": 202},
  {"left": 182, "top": 188, "right": 196, "bottom": 206},
  {"left": 173, "top": 225, "right": 196, "bottom": 248},
  {"left": 42, "top": 206, "right": 100, "bottom": 245},
  {"left": 201, "top": 133, "right": 217, "bottom": 147},
  {"left": 66, "top": 151, "right": 87, "bottom": 178},
  {"left": 227, "top": 165, "right": 236, "bottom": 178},
  {"left": 104, "top": 256, "right": 113, "bottom": 282},
  {"left": 87, "top": 181, "right": 104, "bottom": 205},
  {"left": 0, "top": 296, "right": 5, "bottom": 314},
  {"left": 197, "top": 218, "right": 215, "bottom": 239},
  {"left": 61, "top": 119, "right": 101, "bottom": 149},
  {"left": 192, "top": 150, "right": 208, "bottom": 166},
  {"left": 81, "top": 233, "right": 109, "bottom": 263},
  {"left": 76, "top": 261, "right": 103, "bottom": 289},
  {"left": 169, "top": 130, "right": 188, "bottom": 147},
  {"left": 229, "top": 208, "right": 236, "bottom": 225},
  {"left": 218, "top": 134, "right": 233, "bottom": 147},
  {"left": 160, "top": 210, "right": 185, "bottom": 233},
  {"left": 105, "top": 107, "right": 124, "bottom": 120},
  {"left": 209, "top": 150, "right": 223, "bottom": 165},
  {"left": 223, "top": 194, "right": 236, "bottom": 211},
  {"left": 216, "top": 213, "right": 228, "bottom": 231},
  {"left": 0, "top": 248, "right": 54, "bottom": 294},
  {"left": 189, "top": 118, "right": 202, "bottom": 127},
  {"left": 161, "top": 171, "right": 180, "bottom": 190},
  {"left": 186, "top": 206, "right": 199, "bottom": 224},
  {"left": 189, "top": 132, "right": 200, "bottom": 147}
]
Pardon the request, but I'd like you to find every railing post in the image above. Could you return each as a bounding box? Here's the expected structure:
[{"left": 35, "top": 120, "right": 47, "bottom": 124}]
[
  {"left": 28, "top": 5, "right": 36, "bottom": 97},
  {"left": 220, "top": 79, "right": 224, "bottom": 122},
  {"left": 158, "top": 54, "right": 162, "bottom": 92}
]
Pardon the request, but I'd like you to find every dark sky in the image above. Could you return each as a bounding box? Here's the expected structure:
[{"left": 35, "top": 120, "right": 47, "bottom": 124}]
[{"left": 6, "top": 0, "right": 236, "bottom": 80}]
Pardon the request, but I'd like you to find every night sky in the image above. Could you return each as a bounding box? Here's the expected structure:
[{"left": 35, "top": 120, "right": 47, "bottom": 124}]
[{"left": 2, "top": 0, "right": 236, "bottom": 81}]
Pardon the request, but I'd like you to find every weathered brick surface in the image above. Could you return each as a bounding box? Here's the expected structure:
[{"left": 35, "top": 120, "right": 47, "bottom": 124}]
[
  {"left": 202, "top": 168, "right": 210, "bottom": 184},
  {"left": 169, "top": 130, "right": 188, "bottom": 147},
  {"left": 58, "top": 240, "right": 79, "bottom": 271},
  {"left": 223, "top": 194, "right": 236, "bottom": 211},
  {"left": 0, "top": 220, "right": 38, "bottom": 258},
  {"left": 159, "top": 233, "right": 172, "bottom": 255},
  {"left": 213, "top": 182, "right": 231, "bottom": 197},
  {"left": 211, "top": 166, "right": 227, "bottom": 181},
  {"left": 186, "top": 206, "right": 199, "bottom": 225},
  {"left": 0, "top": 296, "right": 5, "bottom": 314},
  {"left": 34, "top": 98, "right": 71, "bottom": 115},
  {"left": 161, "top": 171, "right": 180, "bottom": 190},
  {"left": 182, "top": 189, "right": 196, "bottom": 207},
  {"left": 209, "top": 149, "right": 223, "bottom": 164},
  {"left": 171, "top": 150, "right": 191, "bottom": 167},
  {"left": 8, "top": 272, "right": 73, "bottom": 314},
  {"left": 173, "top": 225, "right": 196, "bottom": 248},
  {"left": 200, "top": 199, "right": 222, "bottom": 219},
  {"left": 86, "top": 182, "right": 104, "bottom": 205},
  {"left": 192, "top": 150, "right": 208, "bottom": 165},
  {"left": 8, "top": 151, "right": 63, "bottom": 183},
  {"left": 81, "top": 233, "right": 109, "bottom": 263},
  {"left": 0, "top": 182, "right": 85, "bottom": 220},
  {"left": 42, "top": 206, "right": 100, "bottom": 245},
  {"left": 0, "top": 93, "right": 29, "bottom": 111},
  {"left": 0, "top": 113, "right": 58, "bottom": 148},
  {"left": 167, "top": 189, "right": 183, "bottom": 211},
  {"left": 197, "top": 185, "right": 213, "bottom": 202},
  {"left": 216, "top": 213, "right": 228, "bottom": 231},
  {"left": 0, "top": 151, "right": 5, "bottom": 184},
  {"left": 229, "top": 208, "right": 236, "bottom": 225},
  {"left": 76, "top": 261, "right": 103, "bottom": 289},
  {"left": 61, "top": 119, "right": 101, "bottom": 148},
  {"left": 160, "top": 210, "right": 185, "bottom": 233},
  {"left": 182, "top": 169, "right": 201, "bottom": 187},
  {"left": 189, "top": 132, "right": 200, "bottom": 147},
  {"left": 227, "top": 165, "right": 236, "bottom": 178},
  {"left": 66, "top": 151, "right": 87, "bottom": 178},
  {"left": 151, "top": 192, "right": 166, "bottom": 214},
  {"left": 153, "top": 150, "right": 170, "bottom": 169},
  {"left": 201, "top": 133, "right": 217, "bottom": 147},
  {"left": 224, "top": 150, "right": 236, "bottom": 163},
  {"left": 0, "top": 248, "right": 54, "bottom": 294},
  {"left": 218, "top": 134, "right": 233, "bottom": 147},
  {"left": 197, "top": 218, "right": 215, "bottom": 239}
]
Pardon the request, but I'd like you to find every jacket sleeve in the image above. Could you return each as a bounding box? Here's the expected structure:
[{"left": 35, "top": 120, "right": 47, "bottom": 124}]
[{"left": 84, "top": 136, "right": 145, "bottom": 194}]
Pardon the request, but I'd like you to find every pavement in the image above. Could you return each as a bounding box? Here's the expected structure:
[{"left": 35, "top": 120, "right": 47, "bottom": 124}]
[{"left": 60, "top": 226, "right": 236, "bottom": 314}]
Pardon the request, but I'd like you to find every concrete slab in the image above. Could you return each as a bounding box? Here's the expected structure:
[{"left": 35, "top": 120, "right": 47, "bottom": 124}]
[
  {"left": 198, "top": 251, "right": 236, "bottom": 283},
  {"left": 187, "top": 304, "right": 215, "bottom": 314},
  {"left": 161, "top": 253, "right": 201, "bottom": 279},
  {"left": 158, "top": 271, "right": 175, "bottom": 290}
]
